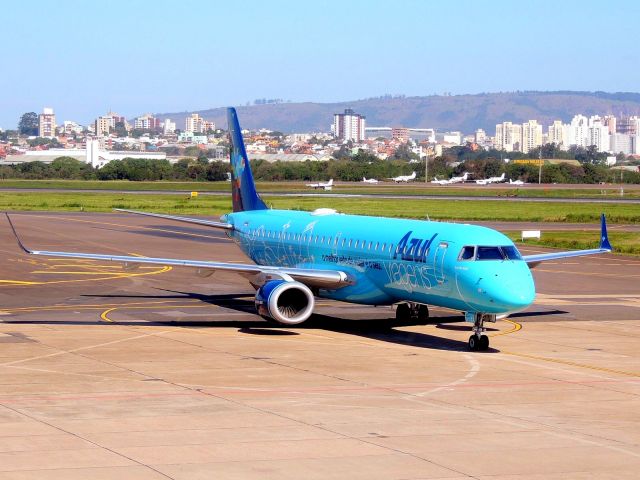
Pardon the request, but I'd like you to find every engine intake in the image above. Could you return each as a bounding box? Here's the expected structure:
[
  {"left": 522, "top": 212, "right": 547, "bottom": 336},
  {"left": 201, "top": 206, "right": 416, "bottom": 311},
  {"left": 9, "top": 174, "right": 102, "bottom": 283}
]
[{"left": 255, "top": 280, "right": 315, "bottom": 325}]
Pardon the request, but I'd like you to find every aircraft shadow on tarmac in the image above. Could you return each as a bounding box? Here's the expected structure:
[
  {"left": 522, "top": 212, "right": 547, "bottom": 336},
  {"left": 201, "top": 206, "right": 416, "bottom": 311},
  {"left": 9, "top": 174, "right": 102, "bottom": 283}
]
[{"left": 7, "top": 289, "right": 566, "bottom": 353}]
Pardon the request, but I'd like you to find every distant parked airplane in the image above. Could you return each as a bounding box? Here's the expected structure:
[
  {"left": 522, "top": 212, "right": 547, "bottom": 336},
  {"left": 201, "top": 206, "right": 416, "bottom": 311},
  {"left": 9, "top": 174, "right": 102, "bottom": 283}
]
[
  {"left": 509, "top": 178, "right": 526, "bottom": 186},
  {"left": 389, "top": 171, "right": 416, "bottom": 183},
  {"left": 431, "top": 176, "right": 450, "bottom": 185},
  {"left": 362, "top": 177, "right": 380, "bottom": 184},
  {"left": 449, "top": 172, "right": 469, "bottom": 184},
  {"left": 431, "top": 172, "right": 468, "bottom": 185},
  {"left": 476, "top": 172, "right": 506, "bottom": 185},
  {"left": 306, "top": 179, "right": 334, "bottom": 190}
]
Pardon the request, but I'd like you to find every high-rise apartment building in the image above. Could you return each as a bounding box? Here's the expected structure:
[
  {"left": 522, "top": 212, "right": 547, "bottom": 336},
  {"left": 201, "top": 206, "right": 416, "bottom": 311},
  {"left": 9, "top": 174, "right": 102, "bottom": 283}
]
[
  {"left": 185, "top": 114, "right": 206, "bottom": 133},
  {"left": 134, "top": 114, "right": 161, "bottom": 131},
  {"left": 163, "top": 119, "right": 176, "bottom": 134},
  {"left": 563, "top": 114, "right": 589, "bottom": 148},
  {"left": 494, "top": 122, "right": 521, "bottom": 152},
  {"left": 392, "top": 127, "right": 409, "bottom": 142},
  {"left": 94, "top": 111, "right": 126, "bottom": 136},
  {"left": 38, "top": 107, "right": 56, "bottom": 138},
  {"left": 521, "top": 120, "right": 543, "bottom": 154},
  {"left": 332, "top": 109, "right": 366, "bottom": 142},
  {"left": 547, "top": 120, "right": 564, "bottom": 146},
  {"left": 588, "top": 117, "right": 610, "bottom": 153}
]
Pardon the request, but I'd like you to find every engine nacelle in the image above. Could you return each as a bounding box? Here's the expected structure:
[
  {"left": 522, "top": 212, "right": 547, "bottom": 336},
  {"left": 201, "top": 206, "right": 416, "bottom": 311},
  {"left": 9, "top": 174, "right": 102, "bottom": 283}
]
[{"left": 255, "top": 280, "right": 315, "bottom": 325}]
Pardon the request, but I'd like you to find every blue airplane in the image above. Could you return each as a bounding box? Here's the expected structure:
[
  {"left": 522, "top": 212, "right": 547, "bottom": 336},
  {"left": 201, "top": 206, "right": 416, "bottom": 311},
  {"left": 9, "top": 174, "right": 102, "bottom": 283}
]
[{"left": 7, "top": 108, "right": 613, "bottom": 351}]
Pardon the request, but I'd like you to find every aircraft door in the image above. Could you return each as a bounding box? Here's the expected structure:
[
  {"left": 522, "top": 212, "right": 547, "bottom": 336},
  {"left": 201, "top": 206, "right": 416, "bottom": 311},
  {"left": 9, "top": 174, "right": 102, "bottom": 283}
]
[{"left": 432, "top": 241, "right": 452, "bottom": 292}]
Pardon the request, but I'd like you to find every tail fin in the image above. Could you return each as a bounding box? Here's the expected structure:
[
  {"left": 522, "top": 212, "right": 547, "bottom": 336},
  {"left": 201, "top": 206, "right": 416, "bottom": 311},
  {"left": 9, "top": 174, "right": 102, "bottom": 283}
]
[
  {"left": 327, "top": 179, "right": 334, "bottom": 186},
  {"left": 227, "top": 107, "right": 267, "bottom": 212},
  {"left": 600, "top": 213, "right": 612, "bottom": 251}
]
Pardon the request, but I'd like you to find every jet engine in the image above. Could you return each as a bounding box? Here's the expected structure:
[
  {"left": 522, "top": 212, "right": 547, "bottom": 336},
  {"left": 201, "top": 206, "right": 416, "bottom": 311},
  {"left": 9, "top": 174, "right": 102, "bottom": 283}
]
[{"left": 255, "top": 280, "right": 315, "bottom": 325}]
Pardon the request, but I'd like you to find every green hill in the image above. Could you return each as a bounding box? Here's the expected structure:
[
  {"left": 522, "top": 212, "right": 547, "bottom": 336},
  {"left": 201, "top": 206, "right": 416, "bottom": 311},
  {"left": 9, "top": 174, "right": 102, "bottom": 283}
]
[{"left": 156, "top": 91, "right": 640, "bottom": 134}]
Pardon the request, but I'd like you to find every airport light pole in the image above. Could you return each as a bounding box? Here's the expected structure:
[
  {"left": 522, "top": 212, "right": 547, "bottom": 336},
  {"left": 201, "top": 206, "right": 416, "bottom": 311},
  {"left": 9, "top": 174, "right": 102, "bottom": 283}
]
[
  {"left": 425, "top": 152, "right": 429, "bottom": 184},
  {"left": 538, "top": 147, "right": 542, "bottom": 184}
]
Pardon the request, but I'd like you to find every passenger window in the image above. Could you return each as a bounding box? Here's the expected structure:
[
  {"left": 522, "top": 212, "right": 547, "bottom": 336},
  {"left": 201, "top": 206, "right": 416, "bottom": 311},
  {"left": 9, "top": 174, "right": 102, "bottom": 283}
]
[
  {"left": 368, "top": 241, "right": 372, "bottom": 250},
  {"left": 375, "top": 242, "right": 379, "bottom": 250},
  {"left": 476, "top": 246, "right": 504, "bottom": 261},
  {"left": 354, "top": 240, "right": 359, "bottom": 248},
  {"left": 459, "top": 246, "right": 475, "bottom": 260}
]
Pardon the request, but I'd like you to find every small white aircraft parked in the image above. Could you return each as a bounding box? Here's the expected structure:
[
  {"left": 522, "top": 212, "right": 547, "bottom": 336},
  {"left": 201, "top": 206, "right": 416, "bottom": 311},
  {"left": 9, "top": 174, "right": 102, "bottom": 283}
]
[
  {"left": 362, "top": 177, "right": 380, "bottom": 184},
  {"left": 306, "top": 179, "right": 334, "bottom": 190},
  {"left": 449, "top": 172, "right": 469, "bottom": 184},
  {"left": 431, "top": 176, "right": 450, "bottom": 185},
  {"left": 509, "top": 178, "right": 526, "bottom": 186},
  {"left": 475, "top": 172, "right": 506, "bottom": 185},
  {"left": 389, "top": 171, "right": 416, "bottom": 183},
  {"left": 431, "top": 172, "right": 469, "bottom": 185}
]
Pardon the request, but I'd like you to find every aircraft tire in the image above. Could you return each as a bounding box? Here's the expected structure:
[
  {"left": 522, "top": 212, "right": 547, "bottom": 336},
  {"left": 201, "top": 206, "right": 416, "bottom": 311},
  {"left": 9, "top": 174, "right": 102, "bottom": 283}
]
[
  {"left": 395, "top": 303, "right": 411, "bottom": 322},
  {"left": 468, "top": 335, "right": 478, "bottom": 351},
  {"left": 479, "top": 335, "right": 489, "bottom": 351},
  {"left": 417, "top": 304, "right": 429, "bottom": 324}
]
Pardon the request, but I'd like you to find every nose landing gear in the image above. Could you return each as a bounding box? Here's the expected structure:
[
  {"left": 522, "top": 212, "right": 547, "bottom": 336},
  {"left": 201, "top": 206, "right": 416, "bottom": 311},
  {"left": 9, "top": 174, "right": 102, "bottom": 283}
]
[{"left": 465, "top": 312, "right": 495, "bottom": 351}]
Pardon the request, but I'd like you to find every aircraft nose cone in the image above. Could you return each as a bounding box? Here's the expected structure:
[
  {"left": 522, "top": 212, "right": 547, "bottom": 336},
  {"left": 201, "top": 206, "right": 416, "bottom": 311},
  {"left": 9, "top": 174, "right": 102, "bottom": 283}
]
[{"left": 487, "top": 275, "right": 535, "bottom": 312}]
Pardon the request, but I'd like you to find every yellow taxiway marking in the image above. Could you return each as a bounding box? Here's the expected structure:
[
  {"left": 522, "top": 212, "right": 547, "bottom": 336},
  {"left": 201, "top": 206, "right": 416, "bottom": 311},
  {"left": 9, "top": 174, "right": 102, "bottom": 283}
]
[
  {"left": 0, "top": 300, "right": 189, "bottom": 314},
  {"left": 537, "top": 293, "right": 640, "bottom": 299},
  {"left": 501, "top": 350, "right": 640, "bottom": 378},
  {"left": 99, "top": 307, "right": 117, "bottom": 323},
  {"left": 489, "top": 319, "right": 522, "bottom": 337},
  {"left": 0, "top": 265, "right": 171, "bottom": 287},
  {"left": 535, "top": 268, "right": 640, "bottom": 278}
]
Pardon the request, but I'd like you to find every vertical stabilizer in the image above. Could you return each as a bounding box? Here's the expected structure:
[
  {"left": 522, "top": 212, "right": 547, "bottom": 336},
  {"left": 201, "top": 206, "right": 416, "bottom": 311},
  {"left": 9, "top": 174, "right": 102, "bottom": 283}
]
[{"left": 227, "top": 107, "right": 268, "bottom": 212}]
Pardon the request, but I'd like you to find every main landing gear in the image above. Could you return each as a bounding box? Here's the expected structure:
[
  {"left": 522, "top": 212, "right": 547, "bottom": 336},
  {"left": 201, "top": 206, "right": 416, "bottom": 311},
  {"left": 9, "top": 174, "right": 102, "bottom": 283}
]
[
  {"left": 395, "top": 302, "right": 429, "bottom": 324},
  {"left": 466, "top": 312, "right": 495, "bottom": 351}
]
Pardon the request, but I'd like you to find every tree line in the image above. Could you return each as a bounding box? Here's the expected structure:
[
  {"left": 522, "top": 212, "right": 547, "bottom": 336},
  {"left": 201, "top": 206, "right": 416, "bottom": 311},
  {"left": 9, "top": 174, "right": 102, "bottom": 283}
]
[{"left": 0, "top": 155, "right": 637, "bottom": 184}]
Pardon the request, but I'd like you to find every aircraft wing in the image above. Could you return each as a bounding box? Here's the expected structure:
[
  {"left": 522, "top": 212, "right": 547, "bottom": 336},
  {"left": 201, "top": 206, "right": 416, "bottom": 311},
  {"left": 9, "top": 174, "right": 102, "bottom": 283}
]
[
  {"left": 6, "top": 214, "right": 353, "bottom": 290},
  {"left": 114, "top": 209, "right": 233, "bottom": 230},
  {"left": 522, "top": 214, "right": 612, "bottom": 267}
]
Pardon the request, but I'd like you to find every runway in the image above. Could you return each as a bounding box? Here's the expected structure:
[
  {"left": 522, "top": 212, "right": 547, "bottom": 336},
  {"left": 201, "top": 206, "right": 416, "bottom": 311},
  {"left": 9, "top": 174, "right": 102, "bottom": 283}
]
[
  {"left": 0, "top": 212, "right": 638, "bottom": 479},
  {"left": 1, "top": 187, "right": 639, "bottom": 203}
]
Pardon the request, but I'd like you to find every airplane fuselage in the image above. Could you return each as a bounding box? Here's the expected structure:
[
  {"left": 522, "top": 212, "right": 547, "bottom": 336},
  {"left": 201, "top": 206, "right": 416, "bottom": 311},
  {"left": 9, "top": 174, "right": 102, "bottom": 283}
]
[{"left": 226, "top": 209, "right": 535, "bottom": 315}]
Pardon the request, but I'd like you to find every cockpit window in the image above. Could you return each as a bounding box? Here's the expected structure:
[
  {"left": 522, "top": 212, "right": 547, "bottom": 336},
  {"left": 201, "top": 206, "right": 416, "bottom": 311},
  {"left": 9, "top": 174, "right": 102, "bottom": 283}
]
[
  {"left": 459, "top": 246, "right": 475, "bottom": 260},
  {"left": 501, "top": 245, "right": 522, "bottom": 260},
  {"left": 476, "top": 246, "right": 504, "bottom": 261}
]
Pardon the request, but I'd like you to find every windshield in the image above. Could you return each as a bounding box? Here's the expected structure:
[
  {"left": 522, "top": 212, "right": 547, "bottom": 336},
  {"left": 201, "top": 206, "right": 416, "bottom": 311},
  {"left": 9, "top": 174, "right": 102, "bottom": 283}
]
[
  {"left": 501, "top": 245, "right": 522, "bottom": 260},
  {"left": 459, "top": 245, "right": 523, "bottom": 261},
  {"left": 476, "top": 246, "right": 504, "bottom": 260}
]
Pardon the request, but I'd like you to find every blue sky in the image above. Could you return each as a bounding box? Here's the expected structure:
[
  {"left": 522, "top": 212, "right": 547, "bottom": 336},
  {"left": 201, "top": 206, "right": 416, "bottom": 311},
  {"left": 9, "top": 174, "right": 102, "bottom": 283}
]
[{"left": 1, "top": 0, "right": 638, "bottom": 128}]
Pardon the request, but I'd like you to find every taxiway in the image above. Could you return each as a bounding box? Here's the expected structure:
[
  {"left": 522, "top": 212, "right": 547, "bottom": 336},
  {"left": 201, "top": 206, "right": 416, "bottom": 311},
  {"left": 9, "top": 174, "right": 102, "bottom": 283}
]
[{"left": 0, "top": 212, "right": 638, "bottom": 479}]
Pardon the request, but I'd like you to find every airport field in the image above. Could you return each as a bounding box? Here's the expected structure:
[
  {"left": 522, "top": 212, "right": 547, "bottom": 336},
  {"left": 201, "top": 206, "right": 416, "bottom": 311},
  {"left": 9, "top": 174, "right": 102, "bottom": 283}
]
[
  {"left": 0, "top": 212, "right": 638, "bottom": 479},
  {"left": 0, "top": 189, "right": 638, "bottom": 254},
  {"left": 0, "top": 191, "right": 639, "bottom": 223},
  {"left": 1, "top": 179, "right": 639, "bottom": 198}
]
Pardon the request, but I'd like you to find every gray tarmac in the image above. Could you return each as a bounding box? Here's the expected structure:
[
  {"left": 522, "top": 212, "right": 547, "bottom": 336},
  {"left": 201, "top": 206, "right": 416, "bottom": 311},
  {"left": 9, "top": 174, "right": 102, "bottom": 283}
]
[
  {"left": 0, "top": 212, "right": 638, "bottom": 479},
  {"left": 1, "top": 183, "right": 640, "bottom": 204}
]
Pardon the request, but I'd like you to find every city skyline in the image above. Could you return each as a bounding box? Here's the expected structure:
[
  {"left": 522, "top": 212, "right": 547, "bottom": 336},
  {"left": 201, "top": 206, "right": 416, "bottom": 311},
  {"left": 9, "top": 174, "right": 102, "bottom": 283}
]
[{"left": 2, "top": 0, "right": 639, "bottom": 128}]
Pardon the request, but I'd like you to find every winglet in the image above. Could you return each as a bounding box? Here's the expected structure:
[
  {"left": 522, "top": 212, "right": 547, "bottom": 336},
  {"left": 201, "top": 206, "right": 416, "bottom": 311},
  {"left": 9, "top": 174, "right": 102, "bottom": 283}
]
[
  {"left": 5, "top": 213, "right": 33, "bottom": 254},
  {"left": 599, "top": 213, "right": 612, "bottom": 251}
]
